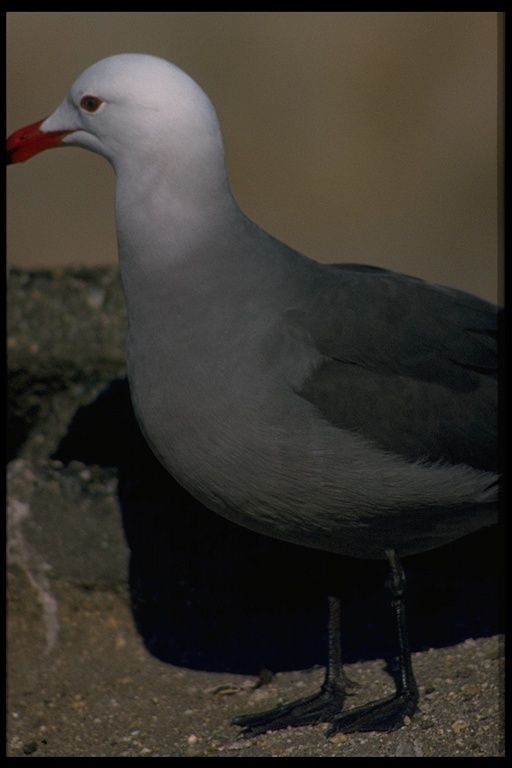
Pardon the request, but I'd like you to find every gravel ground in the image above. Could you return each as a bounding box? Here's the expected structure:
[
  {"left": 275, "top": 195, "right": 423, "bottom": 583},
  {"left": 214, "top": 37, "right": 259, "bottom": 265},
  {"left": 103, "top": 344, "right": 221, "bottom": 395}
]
[{"left": 7, "top": 267, "right": 504, "bottom": 757}]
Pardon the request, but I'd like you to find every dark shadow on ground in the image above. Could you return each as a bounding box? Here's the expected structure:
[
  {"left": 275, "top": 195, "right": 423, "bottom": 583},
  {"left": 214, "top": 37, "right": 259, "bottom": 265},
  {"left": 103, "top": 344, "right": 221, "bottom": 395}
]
[{"left": 53, "top": 378, "right": 501, "bottom": 675}]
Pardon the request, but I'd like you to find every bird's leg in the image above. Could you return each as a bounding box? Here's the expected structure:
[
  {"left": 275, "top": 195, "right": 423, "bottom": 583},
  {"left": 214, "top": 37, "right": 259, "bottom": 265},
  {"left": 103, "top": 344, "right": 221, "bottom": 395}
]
[
  {"left": 234, "top": 550, "right": 418, "bottom": 738},
  {"left": 233, "top": 595, "right": 351, "bottom": 736},
  {"left": 326, "top": 548, "right": 419, "bottom": 735},
  {"left": 323, "top": 594, "right": 357, "bottom": 695}
]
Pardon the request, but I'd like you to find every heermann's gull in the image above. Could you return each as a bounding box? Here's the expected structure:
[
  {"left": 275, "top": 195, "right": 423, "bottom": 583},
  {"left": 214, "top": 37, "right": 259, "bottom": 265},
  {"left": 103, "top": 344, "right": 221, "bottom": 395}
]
[{"left": 7, "top": 54, "right": 499, "bottom": 737}]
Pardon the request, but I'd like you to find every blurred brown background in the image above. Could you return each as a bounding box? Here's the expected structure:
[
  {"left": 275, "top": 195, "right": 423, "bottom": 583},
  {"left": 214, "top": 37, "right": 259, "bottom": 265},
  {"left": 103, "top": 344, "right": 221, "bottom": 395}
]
[{"left": 7, "top": 12, "right": 501, "bottom": 303}]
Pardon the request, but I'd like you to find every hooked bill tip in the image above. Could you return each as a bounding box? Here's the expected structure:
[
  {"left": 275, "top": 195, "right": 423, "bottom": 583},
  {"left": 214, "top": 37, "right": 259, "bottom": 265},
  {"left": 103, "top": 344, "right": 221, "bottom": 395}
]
[{"left": 6, "top": 119, "right": 72, "bottom": 164}]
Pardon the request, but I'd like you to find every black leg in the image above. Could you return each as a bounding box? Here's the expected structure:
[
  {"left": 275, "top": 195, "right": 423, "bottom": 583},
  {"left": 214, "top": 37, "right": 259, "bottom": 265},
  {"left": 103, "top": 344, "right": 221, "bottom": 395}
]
[
  {"left": 323, "top": 595, "right": 356, "bottom": 696},
  {"left": 387, "top": 549, "right": 418, "bottom": 698},
  {"left": 326, "top": 548, "right": 419, "bottom": 735},
  {"left": 233, "top": 549, "right": 419, "bottom": 738},
  {"left": 233, "top": 595, "right": 349, "bottom": 736}
]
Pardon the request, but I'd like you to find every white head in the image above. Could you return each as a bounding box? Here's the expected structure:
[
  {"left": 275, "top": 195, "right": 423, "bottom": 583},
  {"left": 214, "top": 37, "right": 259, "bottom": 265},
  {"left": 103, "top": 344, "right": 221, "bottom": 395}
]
[
  {"left": 8, "top": 54, "right": 231, "bottom": 203},
  {"left": 7, "top": 53, "right": 244, "bottom": 284},
  {"left": 55, "top": 55, "right": 221, "bottom": 164}
]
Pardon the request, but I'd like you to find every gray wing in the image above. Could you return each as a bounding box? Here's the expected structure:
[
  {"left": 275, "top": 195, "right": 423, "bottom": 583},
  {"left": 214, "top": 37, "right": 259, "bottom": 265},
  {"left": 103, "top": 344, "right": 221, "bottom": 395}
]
[{"left": 293, "top": 264, "right": 498, "bottom": 471}]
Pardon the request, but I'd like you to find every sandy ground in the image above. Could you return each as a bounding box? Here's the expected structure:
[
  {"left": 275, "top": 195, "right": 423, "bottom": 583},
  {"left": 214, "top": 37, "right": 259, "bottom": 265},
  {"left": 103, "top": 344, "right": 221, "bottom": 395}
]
[{"left": 7, "top": 268, "right": 504, "bottom": 757}]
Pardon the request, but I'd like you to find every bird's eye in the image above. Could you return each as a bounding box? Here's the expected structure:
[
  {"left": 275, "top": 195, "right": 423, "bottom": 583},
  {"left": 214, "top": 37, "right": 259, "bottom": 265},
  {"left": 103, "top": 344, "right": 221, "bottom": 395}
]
[{"left": 80, "top": 95, "right": 103, "bottom": 113}]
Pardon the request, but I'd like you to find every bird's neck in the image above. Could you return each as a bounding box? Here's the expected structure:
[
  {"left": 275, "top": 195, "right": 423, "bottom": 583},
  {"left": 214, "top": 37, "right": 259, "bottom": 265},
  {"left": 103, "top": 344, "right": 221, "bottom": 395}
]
[
  {"left": 115, "top": 149, "right": 236, "bottom": 260},
  {"left": 113, "top": 158, "right": 246, "bottom": 331}
]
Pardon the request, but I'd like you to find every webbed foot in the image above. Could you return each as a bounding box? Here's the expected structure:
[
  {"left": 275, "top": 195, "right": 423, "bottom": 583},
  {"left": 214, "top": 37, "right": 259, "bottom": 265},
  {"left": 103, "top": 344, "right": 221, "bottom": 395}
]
[{"left": 233, "top": 684, "right": 346, "bottom": 737}]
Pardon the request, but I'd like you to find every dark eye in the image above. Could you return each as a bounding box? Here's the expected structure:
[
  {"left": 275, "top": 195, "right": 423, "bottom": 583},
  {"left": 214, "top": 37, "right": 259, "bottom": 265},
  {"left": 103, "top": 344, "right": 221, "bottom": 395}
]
[{"left": 80, "top": 95, "right": 103, "bottom": 113}]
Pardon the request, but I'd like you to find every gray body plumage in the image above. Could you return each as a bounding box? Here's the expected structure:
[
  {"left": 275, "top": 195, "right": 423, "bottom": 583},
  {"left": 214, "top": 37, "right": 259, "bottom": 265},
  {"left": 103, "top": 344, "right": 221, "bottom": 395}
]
[{"left": 123, "top": 209, "right": 497, "bottom": 560}]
